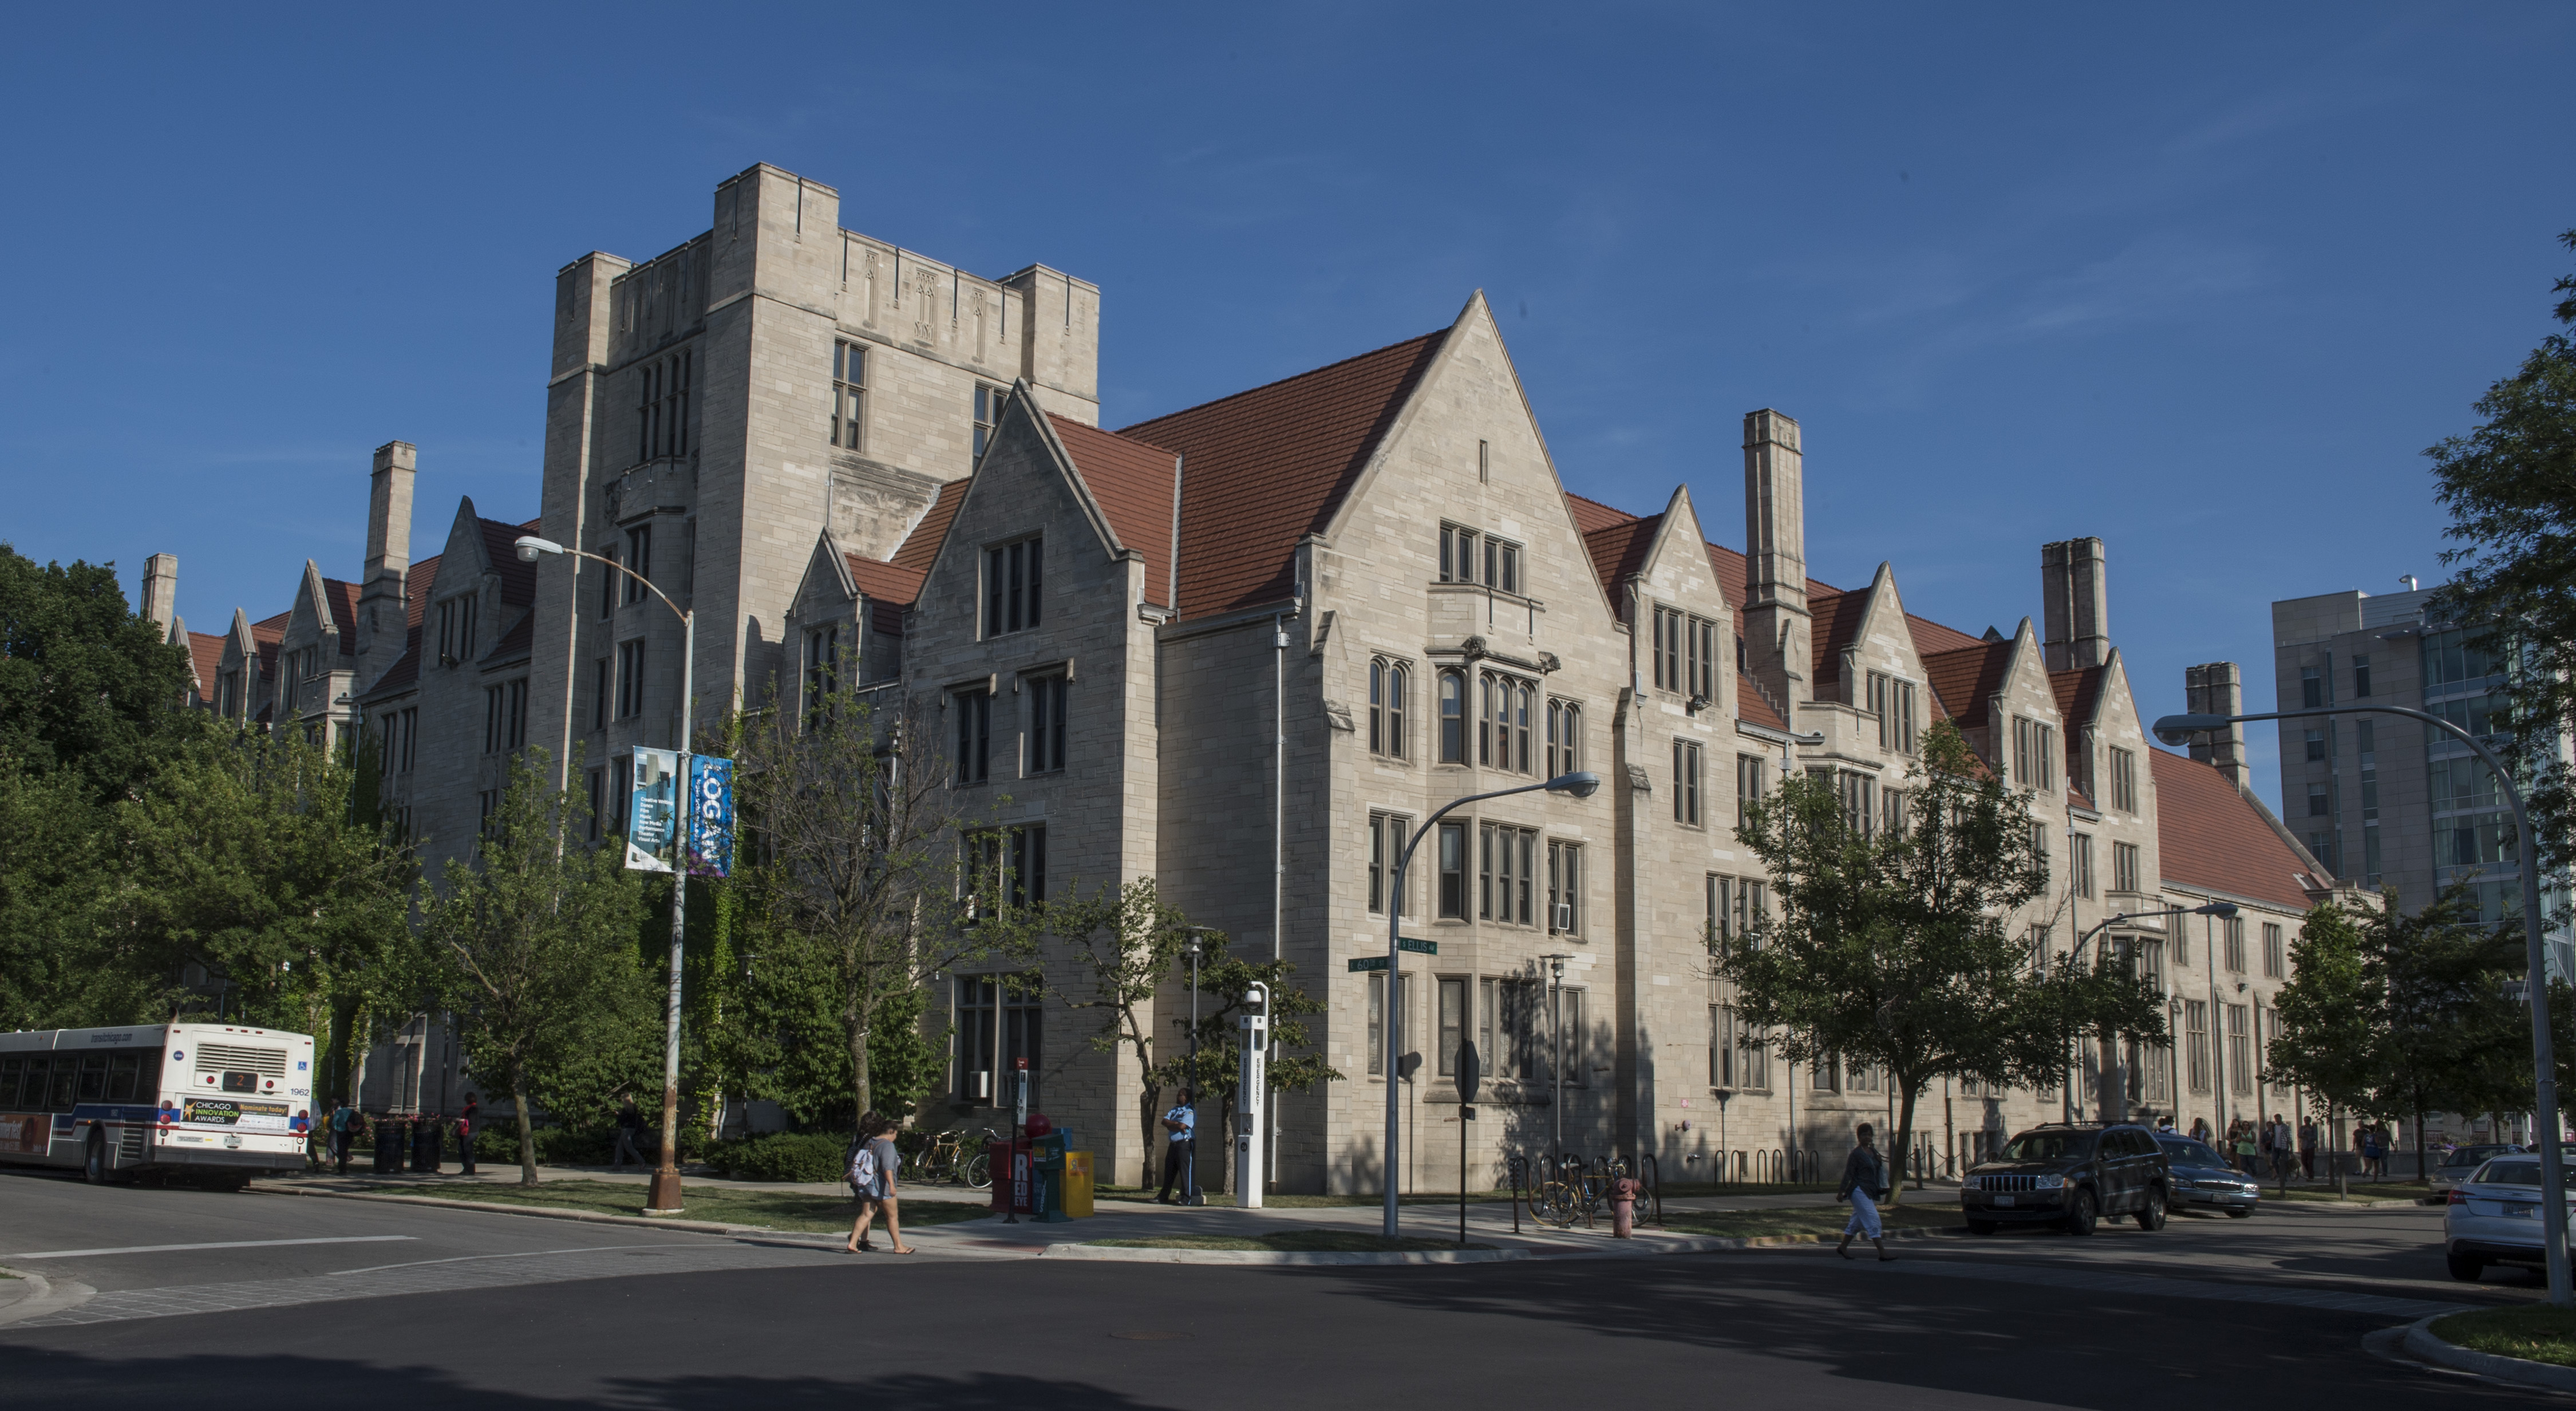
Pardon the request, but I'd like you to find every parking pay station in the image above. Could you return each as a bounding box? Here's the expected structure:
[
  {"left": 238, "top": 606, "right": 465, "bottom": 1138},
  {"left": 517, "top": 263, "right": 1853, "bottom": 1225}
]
[{"left": 1236, "top": 982, "right": 1269, "bottom": 1209}]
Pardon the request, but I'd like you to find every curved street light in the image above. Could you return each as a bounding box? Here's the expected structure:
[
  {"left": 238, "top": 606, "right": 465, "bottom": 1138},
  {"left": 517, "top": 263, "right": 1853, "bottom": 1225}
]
[
  {"left": 2154, "top": 705, "right": 2569, "bottom": 1308},
  {"left": 2067, "top": 902, "right": 2237, "bottom": 1125},
  {"left": 518, "top": 534, "right": 697, "bottom": 1216},
  {"left": 1381, "top": 771, "right": 1599, "bottom": 1239}
]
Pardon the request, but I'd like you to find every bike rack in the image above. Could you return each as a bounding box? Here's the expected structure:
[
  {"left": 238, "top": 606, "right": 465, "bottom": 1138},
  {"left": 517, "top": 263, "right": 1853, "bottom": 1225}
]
[
  {"left": 1638, "top": 1152, "right": 1662, "bottom": 1227},
  {"left": 1508, "top": 1154, "right": 1527, "bottom": 1234}
]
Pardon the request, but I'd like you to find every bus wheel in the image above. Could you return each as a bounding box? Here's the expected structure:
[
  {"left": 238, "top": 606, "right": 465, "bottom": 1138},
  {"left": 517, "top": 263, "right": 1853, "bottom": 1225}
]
[{"left": 84, "top": 1130, "right": 109, "bottom": 1185}]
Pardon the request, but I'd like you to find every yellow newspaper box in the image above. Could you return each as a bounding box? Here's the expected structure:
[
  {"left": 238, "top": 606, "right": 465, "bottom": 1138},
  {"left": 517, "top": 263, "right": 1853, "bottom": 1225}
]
[{"left": 1063, "top": 1150, "right": 1095, "bottom": 1217}]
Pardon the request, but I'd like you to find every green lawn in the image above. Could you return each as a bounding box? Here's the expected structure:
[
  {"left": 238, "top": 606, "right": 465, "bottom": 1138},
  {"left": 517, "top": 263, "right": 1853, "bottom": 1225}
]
[
  {"left": 341, "top": 1179, "right": 993, "bottom": 1234},
  {"left": 1088, "top": 1230, "right": 1495, "bottom": 1253},
  {"left": 2431, "top": 1304, "right": 2576, "bottom": 1368},
  {"left": 1657, "top": 1202, "right": 1961, "bottom": 1241}
]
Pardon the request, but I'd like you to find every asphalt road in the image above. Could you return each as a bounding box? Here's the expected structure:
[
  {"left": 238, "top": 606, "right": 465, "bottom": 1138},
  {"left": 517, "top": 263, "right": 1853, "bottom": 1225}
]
[{"left": 0, "top": 1169, "right": 2554, "bottom": 1409}]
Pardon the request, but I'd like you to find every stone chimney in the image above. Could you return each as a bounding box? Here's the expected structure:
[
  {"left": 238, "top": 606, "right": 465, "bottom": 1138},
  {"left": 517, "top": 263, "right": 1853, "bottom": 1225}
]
[
  {"left": 2185, "top": 662, "right": 2251, "bottom": 790},
  {"left": 2041, "top": 537, "right": 2109, "bottom": 671},
  {"left": 1741, "top": 409, "right": 1811, "bottom": 716},
  {"left": 140, "top": 553, "right": 179, "bottom": 637},
  {"left": 357, "top": 441, "right": 416, "bottom": 688}
]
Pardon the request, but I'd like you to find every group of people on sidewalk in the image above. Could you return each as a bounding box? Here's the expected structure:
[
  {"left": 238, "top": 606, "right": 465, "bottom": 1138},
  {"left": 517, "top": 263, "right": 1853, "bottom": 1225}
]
[{"left": 319, "top": 1094, "right": 479, "bottom": 1177}]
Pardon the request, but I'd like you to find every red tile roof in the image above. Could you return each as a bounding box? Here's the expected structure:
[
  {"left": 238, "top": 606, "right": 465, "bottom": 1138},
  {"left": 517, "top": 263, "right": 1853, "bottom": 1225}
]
[
  {"left": 479, "top": 518, "right": 540, "bottom": 606},
  {"left": 185, "top": 630, "right": 223, "bottom": 692},
  {"left": 366, "top": 627, "right": 424, "bottom": 696},
  {"left": 1738, "top": 679, "right": 1790, "bottom": 732},
  {"left": 1122, "top": 329, "right": 1448, "bottom": 621},
  {"left": 2050, "top": 666, "right": 2105, "bottom": 727},
  {"left": 1906, "top": 614, "right": 1985, "bottom": 657},
  {"left": 1581, "top": 515, "right": 1660, "bottom": 617},
  {"left": 1922, "top": 642, "right": 2012, "bottom": 728},
  {"left": 2151, "top": 748, "right": 2320, "bottom": 910},
  {"left": 890, "top": 480, "right": 970, "bottom": 585},
  {"left": 1050, "top": 415, "right": 1180, "bottom": 606},
  {"left": 1807, "top": 589, "right": 1873, "bottom": 693},
  {"left": 1564, "top": 490, "right": 1640, "bottom": 538},
  {"left": 405, "top": 555, "right": 442, "bottom": 629},
  {"left": 325, "top": 579, "right": 358, "bottom": 652},
  {"left": 843, "top": 553, "right": 927, "bottom": 608}
]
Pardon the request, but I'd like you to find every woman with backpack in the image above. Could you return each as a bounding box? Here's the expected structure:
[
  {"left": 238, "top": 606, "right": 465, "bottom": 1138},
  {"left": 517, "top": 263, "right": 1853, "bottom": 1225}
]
[{"left": 844, "top": 1113, "right": 915, "bottom": 1254}]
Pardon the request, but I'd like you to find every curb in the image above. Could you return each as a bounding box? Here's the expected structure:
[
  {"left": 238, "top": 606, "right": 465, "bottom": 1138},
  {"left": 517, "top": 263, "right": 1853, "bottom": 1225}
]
[
  {"left": 0, "top": 1267, "right": 96, "bottom": 1329},
  {"left": 1044, "top": 1244, "right": 1531, "bottom": 1266},
  {"left": 2401, "top": 1313, "right": 2576, "bottom": 1393},
  {"left": 1043, "top": 1223, "right": 1957, "bottom": 1266}
]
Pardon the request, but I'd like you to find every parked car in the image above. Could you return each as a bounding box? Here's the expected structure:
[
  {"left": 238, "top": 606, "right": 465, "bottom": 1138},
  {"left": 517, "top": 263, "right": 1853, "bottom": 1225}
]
[
  {"left": 2428, "top": 1143, "right": 2525, "bottom": 1201},
  {"left": 1961, "top": 1123, "right": 2174, "bottom": 1237},
  {"left": 2155, "top": 1135, "right": 2260, "bottom": 1217},
  {"left": 2443, "top": 1154, "right": 2576, "bottom": 1281}
]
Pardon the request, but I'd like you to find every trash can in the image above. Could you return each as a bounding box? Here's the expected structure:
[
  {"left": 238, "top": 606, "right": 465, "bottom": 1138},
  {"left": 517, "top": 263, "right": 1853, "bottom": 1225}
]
[{"left": 372, "top": 1114, "right": 401, "bottom": 1174}]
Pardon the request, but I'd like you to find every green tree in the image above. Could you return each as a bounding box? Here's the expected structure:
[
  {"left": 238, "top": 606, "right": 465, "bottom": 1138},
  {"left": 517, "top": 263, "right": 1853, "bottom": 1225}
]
[
  {"left": 0, "top": 545, "right": 198, "bottom": 800},
  {"left": 404, "top": 749, "right": 654, "bottom": 1185},
  {"left": 2269, "top": 888, "right": 2524, "bottom": 1181},
  {"left": 0, "top": 759, "right": 141, "bottom": 1030},
  {"left": 109, "top": 730, "right": 414, "bottom": 1060},
  {"left": 2429, "top": 228, "right": 2576, "bottom": 868},
  {"left": 1152, "top": 936, "right": 1338, "bottom": 1170},
  {"left": 734, "top": 690, "right": 1045, "bottom": 1126},
  {"left": 1046, "top": 877, "right": 1199, "bottom": 1161},
  {"left": 1717, "top": 719, "right": 2162, "bottom": 1201}
]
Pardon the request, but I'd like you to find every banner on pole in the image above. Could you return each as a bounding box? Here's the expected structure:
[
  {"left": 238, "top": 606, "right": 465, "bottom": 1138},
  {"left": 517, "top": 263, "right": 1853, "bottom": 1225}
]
[
  {"left": 685, "top": 755, "right": 734, "bottom": 877},
  {"left": 625, "top": 748, "right": 681, "bottom": 873}
]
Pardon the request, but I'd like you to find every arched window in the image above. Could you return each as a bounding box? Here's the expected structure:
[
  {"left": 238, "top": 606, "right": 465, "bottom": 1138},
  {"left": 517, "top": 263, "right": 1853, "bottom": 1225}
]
[
  {"left": 1512, "top": 681, "right": 1534, "bottom": 774},
  {"left": 1438, "top": 669, "right": 1466, "bottom": 763},
  {"left": 1547, "top": 700, "right": 1582, "bottom": 777}
]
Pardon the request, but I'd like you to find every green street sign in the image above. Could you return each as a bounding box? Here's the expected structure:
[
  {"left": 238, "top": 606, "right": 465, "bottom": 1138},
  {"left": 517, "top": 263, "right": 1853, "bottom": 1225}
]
[
  {"left": 1348, "top": 956, "right": 1391, "bottom": 973},
  {"left": 1397, "top": 937, "right": 1438, "bottom": 955}
]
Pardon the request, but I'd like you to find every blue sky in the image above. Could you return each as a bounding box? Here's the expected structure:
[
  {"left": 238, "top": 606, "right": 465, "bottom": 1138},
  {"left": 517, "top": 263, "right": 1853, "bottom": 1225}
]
[{"left": 3, "top": 5, "right": 2569, "bottom": 811}]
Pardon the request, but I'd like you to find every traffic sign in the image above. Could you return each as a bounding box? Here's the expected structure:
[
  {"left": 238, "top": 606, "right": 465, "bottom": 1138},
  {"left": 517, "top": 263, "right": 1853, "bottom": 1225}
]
[
  {"left": 1348, "top": 956, "right": 1390, "bottom": 973},
  {"left": 1397, "top": 937, "right": 1437, "bottom": 955}
]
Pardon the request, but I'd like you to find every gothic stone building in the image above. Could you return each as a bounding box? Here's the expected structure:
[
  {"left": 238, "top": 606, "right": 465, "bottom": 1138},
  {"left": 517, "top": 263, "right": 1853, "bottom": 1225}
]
[{"left": 159, "top": 161, "right": 2333, "bottom": 1184}]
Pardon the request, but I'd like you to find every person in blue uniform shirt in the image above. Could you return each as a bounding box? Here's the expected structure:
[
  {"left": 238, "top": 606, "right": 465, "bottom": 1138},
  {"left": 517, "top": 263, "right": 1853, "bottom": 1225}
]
[{"left": 1156, "top": 1089, "right": 1197, "bottom": 1204}]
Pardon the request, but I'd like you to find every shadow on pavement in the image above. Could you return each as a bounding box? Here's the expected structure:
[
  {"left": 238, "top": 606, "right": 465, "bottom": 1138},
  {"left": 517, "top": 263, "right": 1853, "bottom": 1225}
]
[{"left": 3, "top": 1347, "right": 1183, "bottom": 1411}]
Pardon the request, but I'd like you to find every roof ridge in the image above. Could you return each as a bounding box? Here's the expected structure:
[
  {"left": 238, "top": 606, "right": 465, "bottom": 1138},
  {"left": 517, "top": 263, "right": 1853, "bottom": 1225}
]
[{"left": 1117, "top": 329, "right": 1444, "bottom": 436}]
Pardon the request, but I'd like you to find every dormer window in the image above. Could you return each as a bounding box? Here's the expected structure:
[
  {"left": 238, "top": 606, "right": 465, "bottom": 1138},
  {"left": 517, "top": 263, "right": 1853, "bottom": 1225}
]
[
  {"left": 2011, "top": 716, "right": 2056, "bottom": 793},
  {"left": 983, "top": 537, "right": 1041, "bottom": 638},
  {"left": 1652, "top": 606, "right": 1717, "bottom": 701},
  {"left": 437, "top": 596, "right": 478, "bottom": 668}
]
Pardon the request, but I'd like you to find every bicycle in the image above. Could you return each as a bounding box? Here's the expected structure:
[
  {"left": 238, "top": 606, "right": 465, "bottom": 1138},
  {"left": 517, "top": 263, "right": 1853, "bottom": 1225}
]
[
  {"left": 1531, "top": 1153, "right": 1606, "bottom": 1229},
  {"left": 908, "top": 1126, "right": 1000, "bottom": 1188}
]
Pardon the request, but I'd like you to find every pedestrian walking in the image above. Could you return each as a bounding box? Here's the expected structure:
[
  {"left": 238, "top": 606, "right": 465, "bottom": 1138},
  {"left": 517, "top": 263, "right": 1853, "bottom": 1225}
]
[
  {"left": 2233, "top": 1122, "right": 2259, "bottom": 1176},
  {"left": 2190, "top": 1116, "right": 2210, "bottom": 1145},
  {"left": 613, "top": 1098, "right": 647, "bottom": 1168},
  {"left": 456, "top": 1094, "right": 479, "bottom": 1177},
  {"left": 843, "top": 1113, "right": 915, "bottom": 1254},
  {"left": 2268, "top": 1114, "right": 2294, "bottom": 1184},
  {"left": 1835, "top": 1124, "right": 1895, "bottom": 1262},
  {"left": 1156, "top": 1089, "right": 1198, "bottom": 1204},
  {"left": 329, "top": 1100, "right": 357, "bottom": 1176},
  {"left": 2298, "top": 1118, "right": 2318, "bottom": 1180},
  {"left": 2360, "top": 1125, "right": 2384, "bottom": 1180}
]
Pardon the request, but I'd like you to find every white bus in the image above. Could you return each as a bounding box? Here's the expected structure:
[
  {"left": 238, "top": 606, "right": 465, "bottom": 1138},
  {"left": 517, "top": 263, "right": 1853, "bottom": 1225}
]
[{"left": 0, "top": 1023, "right": 318, "bottom": 1185}]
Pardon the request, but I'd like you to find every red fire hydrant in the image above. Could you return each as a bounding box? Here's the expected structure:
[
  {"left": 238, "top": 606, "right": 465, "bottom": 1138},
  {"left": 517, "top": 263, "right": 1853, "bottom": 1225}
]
[{"left": 1610, "top": 1177, "right": 1642, "bottom": 1237}]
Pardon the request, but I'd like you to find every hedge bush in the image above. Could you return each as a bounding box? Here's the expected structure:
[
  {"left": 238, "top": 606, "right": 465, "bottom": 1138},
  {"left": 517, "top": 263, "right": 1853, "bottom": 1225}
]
[{"left": 706, "top": 1132, "right": 850, "bottom": 1183}]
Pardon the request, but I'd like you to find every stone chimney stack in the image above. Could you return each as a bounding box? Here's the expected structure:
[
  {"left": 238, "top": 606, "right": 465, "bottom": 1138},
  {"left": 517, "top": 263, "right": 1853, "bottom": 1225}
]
[
  {"left": 2041, "top": 537, "right": 2109, "bottom": 671},
  {"left": 140, "top": 553, "right": 179, "bottom": 637},
  {"left": 357, "top": 441, "right": 416, "bottom": 688},
  {"left": 1741, "top": 409, "right": 1812, "bottom": 718},
  {"left": 2185, "top": 662, "right": 2251, "bottom": 790}
]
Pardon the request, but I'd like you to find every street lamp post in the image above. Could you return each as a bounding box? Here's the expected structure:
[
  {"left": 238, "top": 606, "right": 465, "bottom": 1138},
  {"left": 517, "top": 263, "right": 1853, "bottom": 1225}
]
[
  {"left": 1381, "top": 771, "right": 1600, "bottom": 1240},
  {"left": 1540, "top": 952, "right": 1573, "bottom": 1160},
  {"left": 1180, "top": 927, "right": 1213, "bottom": 1206},
  {"left": 2156, "top": 706, "right": 2571, "bottom": 1308},
  {"left": 2072, "top": 904, "right": 2238, "bottom": 1122},
  {"left": 518, "top": 534, "right": 696, "bottom": 1215}
]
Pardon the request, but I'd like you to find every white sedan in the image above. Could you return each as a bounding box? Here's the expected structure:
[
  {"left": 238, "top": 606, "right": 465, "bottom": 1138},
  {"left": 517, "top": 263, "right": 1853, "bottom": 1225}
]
[{"left": 2443, "top": 1154, "right": 2576, "bottom": 1281}]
